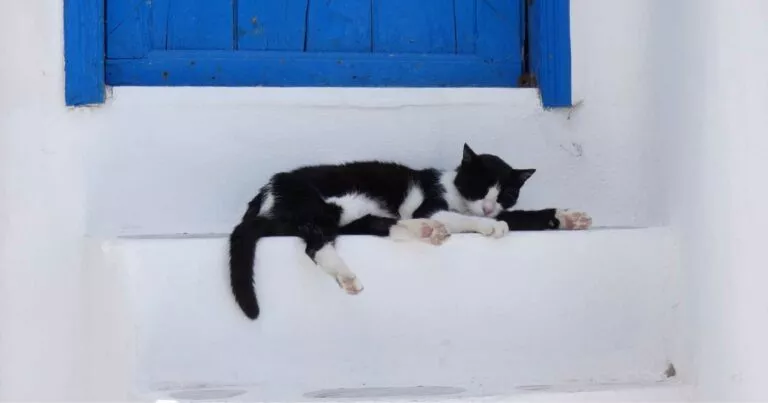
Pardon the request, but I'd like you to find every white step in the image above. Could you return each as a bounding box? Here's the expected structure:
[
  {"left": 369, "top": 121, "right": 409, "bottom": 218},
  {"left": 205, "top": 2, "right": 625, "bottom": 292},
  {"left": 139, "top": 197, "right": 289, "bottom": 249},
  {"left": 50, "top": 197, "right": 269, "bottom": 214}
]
[{"left": 93, "top": 227, "right": 681, "bottom": 402}]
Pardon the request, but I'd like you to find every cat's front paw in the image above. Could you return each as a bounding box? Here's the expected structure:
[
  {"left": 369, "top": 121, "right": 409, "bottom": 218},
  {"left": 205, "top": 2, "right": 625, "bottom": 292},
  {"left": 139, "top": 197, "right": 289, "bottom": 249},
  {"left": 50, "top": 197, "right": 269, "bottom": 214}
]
[
  {"left": 475, "top": 218, "right": 509, "bottom": 238},
  {"left": 392, "top": 219, "right": 450, "bottom": 245},
  {"left": 555, "top": 209, "right": 592, "bottom": 230},
  {"left": 336, "top": 275, "right": 364, "bottom": 295}
]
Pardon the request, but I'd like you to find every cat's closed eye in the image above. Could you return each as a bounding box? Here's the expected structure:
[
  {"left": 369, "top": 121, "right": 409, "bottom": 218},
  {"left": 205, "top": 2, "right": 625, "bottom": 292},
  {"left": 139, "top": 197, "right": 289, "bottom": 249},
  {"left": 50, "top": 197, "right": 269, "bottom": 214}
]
[{"left": 497, "top": 188, "right": 519, "bottom": 206}]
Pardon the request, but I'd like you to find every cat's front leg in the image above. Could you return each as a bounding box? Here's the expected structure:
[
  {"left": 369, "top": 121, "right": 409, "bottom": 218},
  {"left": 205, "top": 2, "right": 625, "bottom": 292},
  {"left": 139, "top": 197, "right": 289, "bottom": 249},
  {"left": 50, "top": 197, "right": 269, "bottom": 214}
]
[
  {"left": 430, "top": 211, "right": 509, "bottom": 238},
  {"left": 340, "top": 214, "right": 450, "bottom": 245},
  {"left": 390, "top": 219, "right": 451, "bottom": 245},
  {"left": 496, "top": 209, "right": 592, "bottom": 231},
  {"left": 554, "top": 209, "right": 592, "bottom": 230}
]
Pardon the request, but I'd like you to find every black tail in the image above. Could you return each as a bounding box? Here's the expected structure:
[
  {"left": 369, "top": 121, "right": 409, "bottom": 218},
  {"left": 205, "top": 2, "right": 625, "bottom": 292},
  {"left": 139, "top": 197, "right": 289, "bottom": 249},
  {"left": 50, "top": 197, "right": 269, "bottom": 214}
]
[{"left": 229, "top": 217, "right": 274, "bottom": 320}]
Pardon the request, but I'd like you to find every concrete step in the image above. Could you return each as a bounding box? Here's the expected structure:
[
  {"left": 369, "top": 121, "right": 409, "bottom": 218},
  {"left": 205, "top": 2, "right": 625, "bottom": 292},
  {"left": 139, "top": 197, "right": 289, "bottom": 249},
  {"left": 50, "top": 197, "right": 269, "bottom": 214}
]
[{"left": 91, "top": 227, "right": 682, "bottom": 402}]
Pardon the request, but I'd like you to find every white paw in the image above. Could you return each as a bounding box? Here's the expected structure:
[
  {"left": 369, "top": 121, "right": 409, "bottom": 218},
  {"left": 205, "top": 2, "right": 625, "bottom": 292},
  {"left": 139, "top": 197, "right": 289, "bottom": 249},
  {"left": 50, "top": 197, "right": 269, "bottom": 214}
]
[
  {"left": 336, "top": 275, "right": 364, "bottom": 295},
  {"left": 555, "top": 209, "right": 592, "bottom": 230},
  {"left": 476, "top": 219, "right": 509, "bottom": 238},
  {"left": 391, "top": 219, "right": 450, "bottom": 245}
]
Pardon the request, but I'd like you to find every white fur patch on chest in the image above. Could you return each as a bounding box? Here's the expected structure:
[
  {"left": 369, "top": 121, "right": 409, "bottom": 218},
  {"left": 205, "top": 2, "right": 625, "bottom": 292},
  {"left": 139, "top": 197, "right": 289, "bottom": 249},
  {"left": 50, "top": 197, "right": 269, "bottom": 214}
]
[
  {"left": 398, "top": 185, "right": 425, "bottom": 219},
  {"left": 325, "top": 193, "right": 394, "bottom": 226},
  {"left": 439, "top": 171, "right": 468, "bottom": 213}
]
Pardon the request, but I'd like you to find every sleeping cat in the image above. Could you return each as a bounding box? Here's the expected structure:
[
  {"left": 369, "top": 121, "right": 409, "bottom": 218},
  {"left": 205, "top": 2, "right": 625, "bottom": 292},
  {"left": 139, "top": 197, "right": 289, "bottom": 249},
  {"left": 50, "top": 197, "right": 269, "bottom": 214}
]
[{"left": 229, "top": 144, "right": 591, "bottom": 320}]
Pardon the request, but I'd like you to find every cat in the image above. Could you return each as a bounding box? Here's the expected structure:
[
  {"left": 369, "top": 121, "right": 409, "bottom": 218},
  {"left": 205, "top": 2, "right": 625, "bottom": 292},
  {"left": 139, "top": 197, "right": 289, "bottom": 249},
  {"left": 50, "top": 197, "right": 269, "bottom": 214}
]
[{"left": 229, "top": 144, "right": 591, "bottom": 320}]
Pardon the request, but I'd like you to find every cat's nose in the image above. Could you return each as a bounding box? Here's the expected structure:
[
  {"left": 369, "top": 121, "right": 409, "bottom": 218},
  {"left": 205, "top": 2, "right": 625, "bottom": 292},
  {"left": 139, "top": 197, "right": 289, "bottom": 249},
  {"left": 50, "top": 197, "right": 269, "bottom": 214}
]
[{"left": 482, "top": 204, "right": 494, "bottom": 216}]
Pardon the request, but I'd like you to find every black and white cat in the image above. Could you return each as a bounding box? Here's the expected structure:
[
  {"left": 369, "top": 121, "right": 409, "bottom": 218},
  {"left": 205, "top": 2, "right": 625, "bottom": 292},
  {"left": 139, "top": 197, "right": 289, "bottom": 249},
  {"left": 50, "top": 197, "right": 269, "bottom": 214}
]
[{"left": 229, "top": 144, "right": 591, "bottom": 319}]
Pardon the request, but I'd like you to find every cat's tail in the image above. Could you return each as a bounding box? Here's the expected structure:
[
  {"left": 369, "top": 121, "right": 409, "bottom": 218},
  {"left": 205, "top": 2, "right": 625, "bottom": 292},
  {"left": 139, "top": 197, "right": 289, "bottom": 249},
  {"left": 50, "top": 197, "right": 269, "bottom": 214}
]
[{"left": 229, "top": 216, "right": 278, "bottom": 320}]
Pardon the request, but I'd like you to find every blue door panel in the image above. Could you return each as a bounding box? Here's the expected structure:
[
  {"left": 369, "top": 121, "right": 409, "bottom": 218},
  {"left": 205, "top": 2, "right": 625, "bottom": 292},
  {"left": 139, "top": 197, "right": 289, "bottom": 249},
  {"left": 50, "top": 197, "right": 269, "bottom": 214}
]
[
  {"left": 105, "top": 0, "right": 524, "bottom": 87},
  {"left": 373, "top": 0, "right": 456, "bottom": 54},
  {"left": 237, "top": 0, "right": 309, "bottom": 51},
  {"left": 306, "top": 0, "right": 372, "bottom": 52},
  {"left": 164, "top": 0, "right": 235, "bottom": 50}
]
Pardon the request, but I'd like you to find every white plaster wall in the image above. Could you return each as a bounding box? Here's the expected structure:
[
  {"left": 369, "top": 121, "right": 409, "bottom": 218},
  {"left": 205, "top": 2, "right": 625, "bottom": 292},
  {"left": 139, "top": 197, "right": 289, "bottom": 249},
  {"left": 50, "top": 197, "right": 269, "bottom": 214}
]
[
  {"left": 1, "top": 0, "right": 665, "bottom": 238},
  {"left": 0, "top": 0, "right": 668, "bottom": 400},
  {"left": 0, "top": 1, "right": 89, "bottom": 400},
  {"left": 82, "top": 0, "right": 663, "bottom": 236},
  {"left": 654, "top": 0, "right": 768, "bottom": 400}
]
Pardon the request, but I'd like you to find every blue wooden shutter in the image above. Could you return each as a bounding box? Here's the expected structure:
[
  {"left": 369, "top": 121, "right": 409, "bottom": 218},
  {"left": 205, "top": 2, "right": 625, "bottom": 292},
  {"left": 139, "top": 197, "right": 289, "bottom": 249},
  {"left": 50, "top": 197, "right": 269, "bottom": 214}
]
[
  {"left": 527, "top": 0, "right": 571, "bottom": 106},
  {"left": 106, "top": 0, "right": 524, "bottom": 87}
]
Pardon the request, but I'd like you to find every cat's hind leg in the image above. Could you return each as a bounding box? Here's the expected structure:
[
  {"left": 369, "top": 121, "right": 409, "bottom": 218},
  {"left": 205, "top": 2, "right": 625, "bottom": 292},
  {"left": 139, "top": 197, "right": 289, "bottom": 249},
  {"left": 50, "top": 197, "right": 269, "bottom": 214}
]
[
  {"left": 299, "top": 223, "right": 363, "bottom": 295},
  {"left": 315, "top": 243, "right": 363, "bottom": 295}
]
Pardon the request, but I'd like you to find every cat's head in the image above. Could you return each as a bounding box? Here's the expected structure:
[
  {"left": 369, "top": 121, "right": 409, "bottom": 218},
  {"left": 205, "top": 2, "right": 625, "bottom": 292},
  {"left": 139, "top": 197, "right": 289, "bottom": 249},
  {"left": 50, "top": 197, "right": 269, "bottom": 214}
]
[{"left": 454, "top": 143, "right": 535, "bottom": 217}]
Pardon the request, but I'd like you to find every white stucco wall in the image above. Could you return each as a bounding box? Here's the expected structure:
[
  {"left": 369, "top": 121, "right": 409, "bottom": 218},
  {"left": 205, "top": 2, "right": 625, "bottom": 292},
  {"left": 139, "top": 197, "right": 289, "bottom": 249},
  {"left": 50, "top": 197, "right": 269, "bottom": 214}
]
[
  {"left": 1, "top": 0, "right": 665, "bottom": 237},
  {"left": 89, "top": 0, "right": 661, "bottom": 236},
  {"left": 0, "top": 0, "right": 690, "bottom": 401},
  {"left": 657, "top": 1, "right": 768, "bottom": 401},
  {"left": 1, "top": 2, "right": 87, "bottom": 400}
]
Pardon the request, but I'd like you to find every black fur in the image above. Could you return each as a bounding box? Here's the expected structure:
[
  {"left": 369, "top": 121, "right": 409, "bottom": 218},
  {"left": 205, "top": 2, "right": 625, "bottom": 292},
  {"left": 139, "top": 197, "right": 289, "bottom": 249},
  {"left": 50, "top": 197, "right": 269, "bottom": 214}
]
[
  {"left": 229, "top": 144, "right": 544, "bottom": 320},
  {"left": 457, "top": 144, "right": 536, "bottom": 209},
  {"left": 496, "top": 209, "right": 560, "bottom": 231},
  {"left": 229, "top": 194, "right": 296, "bottom": 319}
]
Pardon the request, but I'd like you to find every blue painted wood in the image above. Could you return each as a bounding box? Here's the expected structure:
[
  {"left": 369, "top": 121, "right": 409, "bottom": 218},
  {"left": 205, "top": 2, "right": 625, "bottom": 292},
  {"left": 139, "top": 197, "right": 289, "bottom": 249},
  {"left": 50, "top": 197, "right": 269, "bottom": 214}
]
[
  {"left": 101, "top": 0, "right": 533, "bottom": 89},
  {"left": 306, "top": 0, "right": 371, "bottom": 52},
  {"left": 148, "top": 0, "right": 171, "bottom": 50},
  {"left": 373, "top": 0, "right": 455, "bottom": 53},
  {"left": 166, "top": 0, "right": 235, "bottom": 50},
  {"left": 106, "top": 0, "right": 235, "bottom": 55},
  {"left": 106, "top": 50, "right": 520, "bottom": 87},
  {"left": 477, "top": 0, "right": 523, "bottom": 63},
  {"left": 237, "top": 0, "right": 309, "bottom": 50},
  {"left": 64, "top": 0, "right": 105, "bottom": 105},
  {"left": 454, "top": 0, "right": 476, "bottom": 54},
  {"left": 106, "top": 0, "right": 150, "bottom": 59},
  {"left": 529, "top": 0, "right": 571, "bottom": 107}
]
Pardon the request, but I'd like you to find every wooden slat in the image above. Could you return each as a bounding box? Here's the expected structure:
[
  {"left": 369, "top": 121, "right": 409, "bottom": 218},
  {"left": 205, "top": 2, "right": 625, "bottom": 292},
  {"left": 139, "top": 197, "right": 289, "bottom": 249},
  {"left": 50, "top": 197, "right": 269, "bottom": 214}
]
[
  {"left": 454, "top": 0, "right": 476, "bottom": 54},
  {"left": 165, "top": 0, "right": 235, "bottom": 50},
  {"left": 306, "top": 0, "right": 371, "bottom": 52},
  {"left": 529, "top": 0, "right": 571, "bottom": 107},
  {"left": 65, "top": 0, "right": 105, "bottom": 105},
  {"left": 106, "top": 50, "right": 520, "bottom": 87},
  {"left": 476, "top": 0, "right": 522, "bottom": 62},
  {"left": 106, "top": 0, "right": 150, "bottom": 58},
  {"left": 373, "top": 0, "right": 455, "bottom": 54},
  {"left": 148, "top": 0, "right": 171, "bottom": 50},
  {"left": 237, "top": 0, "right": 309, "bottom": 50},
  {"left": 104, "top": 0, "right": 526, "bottom": 90}
]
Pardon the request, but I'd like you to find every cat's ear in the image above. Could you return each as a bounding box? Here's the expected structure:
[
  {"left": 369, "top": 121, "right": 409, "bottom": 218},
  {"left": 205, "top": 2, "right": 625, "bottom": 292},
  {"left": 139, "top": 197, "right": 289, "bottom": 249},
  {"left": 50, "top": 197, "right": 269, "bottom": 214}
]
[
  {"left": 462, "top": 143, "right": 478, "bottom": 165},
  {"left": 516, "top": 169, "right": 536, "bottom": 184}
]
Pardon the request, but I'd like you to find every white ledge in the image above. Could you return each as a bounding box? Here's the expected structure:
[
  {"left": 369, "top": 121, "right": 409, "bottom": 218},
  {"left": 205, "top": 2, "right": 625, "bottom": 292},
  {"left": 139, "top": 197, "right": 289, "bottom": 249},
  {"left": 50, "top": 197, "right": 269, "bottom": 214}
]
[
  {"left": 96, "top": 227, "right": 681, "bottom": 402},
  {"left": 110, "top": 87, "right": 541, "bottom": 109}
]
